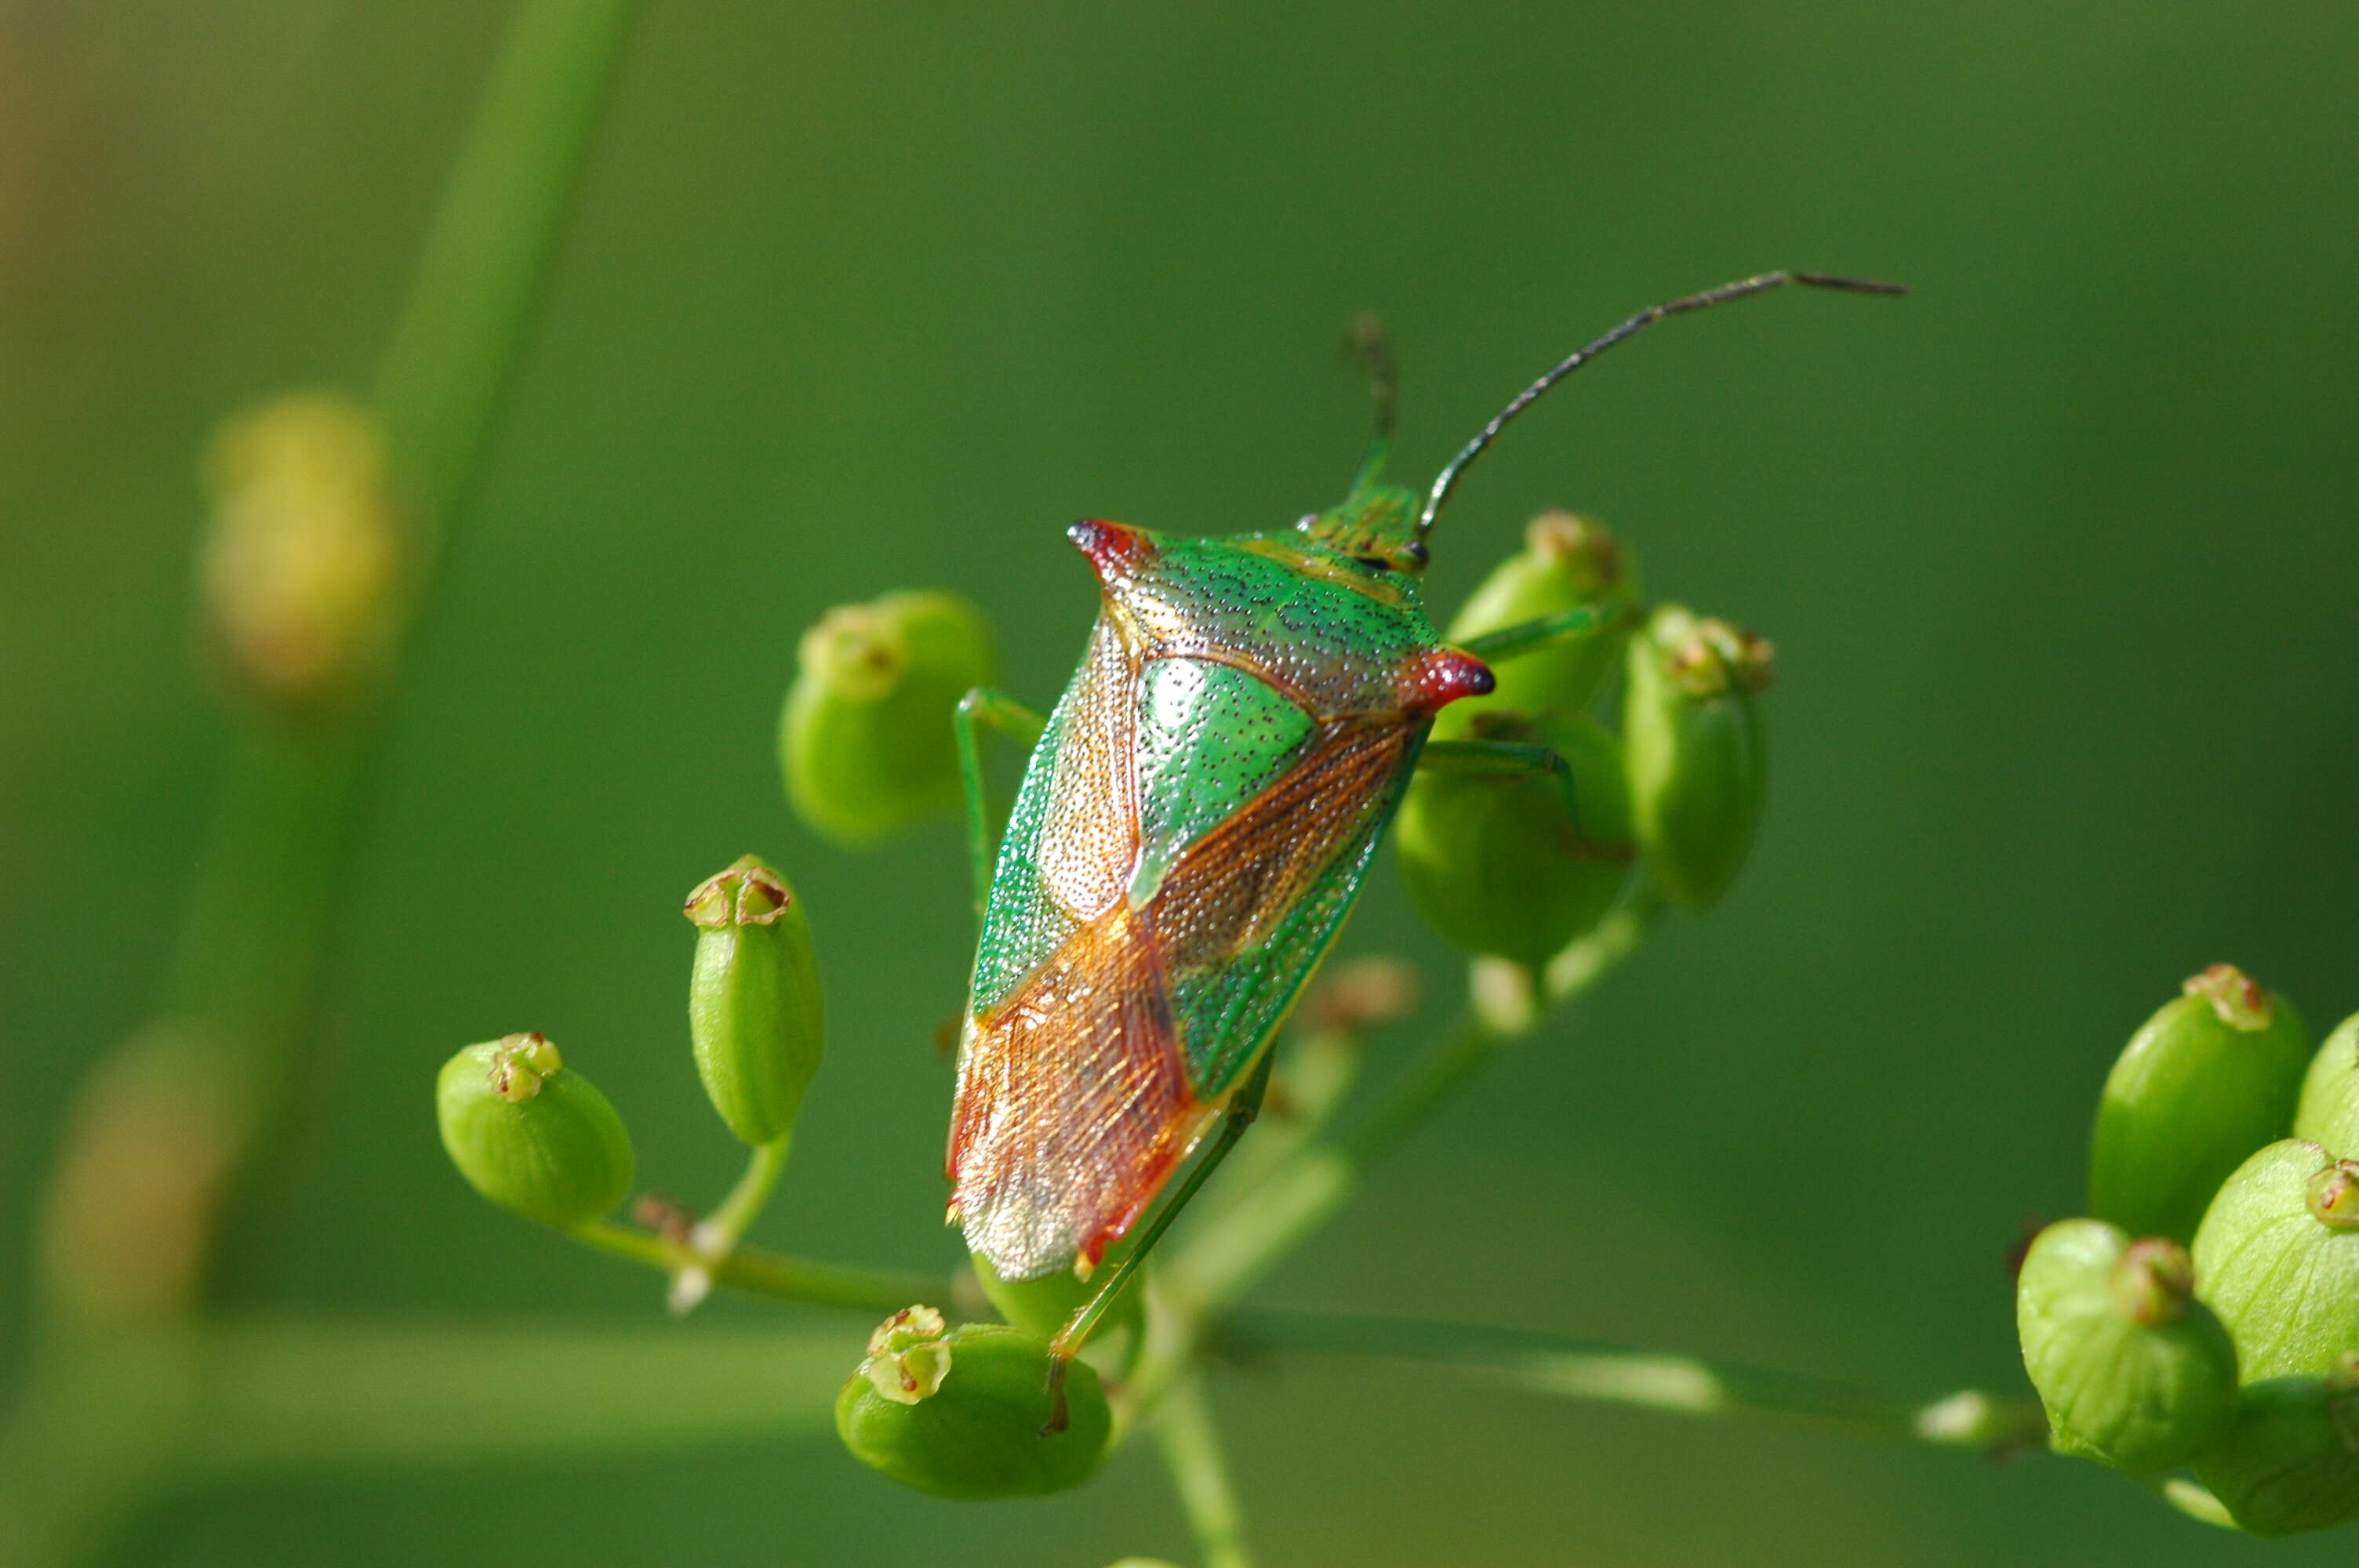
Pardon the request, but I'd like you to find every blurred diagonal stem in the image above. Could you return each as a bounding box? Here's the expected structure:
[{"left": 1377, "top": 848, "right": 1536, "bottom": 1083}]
[{"left": 2, "top": 3, "right": 642, "bottom": 1563}]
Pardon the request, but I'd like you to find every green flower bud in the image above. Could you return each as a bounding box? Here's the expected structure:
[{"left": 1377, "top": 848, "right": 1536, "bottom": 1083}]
[
  {"left": 436, "top": 1033, "right": 634, "bottom": 1228},
  {"left": 200, "top": 391, "right": 407, "bottom": 718},
  {"left": 685, "top": 855, "right": 823, "bottom": 1145},
  {"left": 2192, "top": 1140, "right": 2359, "bottom": 1381},
  {"left": 780, "top": 590, "right": 994, "bottom": 846},
  {"left": 1623, "top": 604, "right": 1772, "bottom": 910},
  {"left": 2295, "top": 1011, "right": 2359, "bottom": 1159},
  {"left": 2016, "top": 1219, "right": 2238, "bottom": 1472},
  {"left": 2089, "top": 964, "right": 2310, "bottom": 1243},
  {"left": 1434, "top": 511, "right": 1640, "bottom": 740},
  {"left": 1398, "top": 712, "right": 1634, "bottom": 968},
  {"left": 968, "top": 1242, "right": 1141, "bottom": 1344},
  {"left": 2193, "top": 1358, "right": 2359, "bottom": 1537},
  {"left": 837, "top": 1312, "right": 1110, "bottom": 1497}
]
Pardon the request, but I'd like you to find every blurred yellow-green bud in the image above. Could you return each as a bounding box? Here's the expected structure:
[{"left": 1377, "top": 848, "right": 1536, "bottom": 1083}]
[
  {"left": 1434, "top": 510, "right": 1640, "bottom": 740},
  {"left": 2194, "top": 1357, "right": 2359, "bottom": 1537},
  {"left": 837, "top": 1312, "right": 1110, "bottom": 1497},
  {"left": 436, "top": 1033, "right": 634, "bottom": 1229},
  {"left": 200, "top": 391, "right": 407, "bottom": 718},
  {"left": 780, "top": 590, "right": 994, "bottom": 845},
  {"left": 2192, "top": 1141, "right": 2359, "bottom": 1382},
  {"left": 1398, "top": 712, "right": 1634, "bottom": 967},
  {"left": 34, "top": 1029, "right": 256, "bottom": 1327},
  {"left": 2088, "top": 964, "right": 2310, "bottom": 1244},
  {"left": 2015, "top": 1219, "right": 2238, "bottom": 1472},
  {"left": 2295, "top": 1011, "right": 2359, "bottom": 1159},
  {"left": 969, "top": 1242, "right": 1140, "bottom": 1344},
  {"left": 685, "top": 855, "right": 823, "bottom": 1146},
  {"left": 1623, "top": 604, "right": 1771, "bottom": 910}
]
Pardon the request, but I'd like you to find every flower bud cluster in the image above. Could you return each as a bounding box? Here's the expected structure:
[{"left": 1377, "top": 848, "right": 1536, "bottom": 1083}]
[
  {"left": 1401, "top": 510, "right": 1774, "bottom": 969},
  {"left": 2019, "top": 965, "right": 2359, "bottom": 1534}
]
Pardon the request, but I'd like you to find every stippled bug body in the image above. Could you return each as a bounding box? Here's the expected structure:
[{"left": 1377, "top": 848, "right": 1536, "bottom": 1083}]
[
  {"left": 950, "top": 506, "right": 1491, "bottom": 1281},
  {"left": 940, "top": 272, "right": 1903, "bottom": 1341}
]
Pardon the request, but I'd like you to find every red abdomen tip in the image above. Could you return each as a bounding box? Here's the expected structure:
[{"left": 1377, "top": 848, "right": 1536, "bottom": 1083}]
[
  {"left": 1067, "top": 518, "right": 1158, "bottom": 583},
  {"left": 1400, "top": 646, "right": 1495, "bottom": 712}
]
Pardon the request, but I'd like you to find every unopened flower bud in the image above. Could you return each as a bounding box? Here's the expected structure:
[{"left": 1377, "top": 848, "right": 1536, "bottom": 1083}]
[
  {"left": 2088, "top": 964, "right": 2310, "bottom": 1243},
  {"left": 780, "top": 590, "right": 994, "bottom": 846},
  {"left": 2295, "top": 1011, "right": 2359, "bottom": 1160},
  {"left": 1434, "top": 511, "right": 1640, "bottom": 739},
  {"left": 685, "top": 855, "right": 824, "bottom": 1145},
  {"left": 2193, "top": 1356, "right": 2359, "bottom": 1537},
  {"left": 2016, "top": 1219, "right": 2237, "bottom": 1472},
  {"left": 436, "top": 1033, "right": 634, "bottom": 1228},
  {"left": 34, "top": 1029, "right": 256, "bottom": 1327},
  {"left": 1623, "top": 604, "right": 1771, "bottom": 910},
  {"left": 2192, "top": 1141, "right": 2359, "bottom": 1381},
  {"left": 1398, "top": 713, "right": 1634, "bottom": 967},
  {"left": 837, "top": 1316, "right": 1110, "bottom": 1497},
  {"left": 200, "top": 392, "right": 406, "bottom": 717}
]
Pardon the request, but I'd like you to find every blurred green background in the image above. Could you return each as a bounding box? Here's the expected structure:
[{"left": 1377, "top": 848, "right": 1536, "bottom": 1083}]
[{"left": 5, "top": 2, "right": 2357, "bottom": 1563}]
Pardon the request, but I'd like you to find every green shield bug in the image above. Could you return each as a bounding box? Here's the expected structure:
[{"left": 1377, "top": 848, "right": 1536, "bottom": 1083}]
[{"left": 941, "top": 271, "right": 1903, "bottom": 1417}]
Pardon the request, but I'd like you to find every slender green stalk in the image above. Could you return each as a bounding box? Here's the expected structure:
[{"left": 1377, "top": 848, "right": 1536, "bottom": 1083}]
[
  {"left": 569, "top": 1220, "right": 941, "bottom": 1317},
  {"left": 187, "top": 1317, "right": 845, "bottom": 1475},
  {"left": 374, "top": 0, "right": 642, "bottom": 539},
  {"left": 668, "top": 1133, "right": 795, "bottom": 1310},
  {"left": 1170, "top": 891, "right": 1662, "bottom": 1309},
  {"left": 1154, "top": 1377, "right": 1256, "bottom": 1568},
  {"left": 1219, "top": 1307, "right": 2050, "bottom": 1453}
]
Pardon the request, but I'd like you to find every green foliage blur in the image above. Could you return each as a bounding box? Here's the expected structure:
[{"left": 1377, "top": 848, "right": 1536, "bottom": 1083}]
[{"left": 3, "top": 2, "right": 2356, "bottom": 1563}]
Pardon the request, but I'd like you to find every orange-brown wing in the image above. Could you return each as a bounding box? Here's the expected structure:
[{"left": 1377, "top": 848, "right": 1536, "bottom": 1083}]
[
  {"left": 949, "top": 904, "right": 1212, "bottom": 1281},
  {"left": 1150, "top": 717, "right": 1419, "bottom": 1091},
  {"left": 950, "top": 713, "right": 1416, "bottom": 1283}
]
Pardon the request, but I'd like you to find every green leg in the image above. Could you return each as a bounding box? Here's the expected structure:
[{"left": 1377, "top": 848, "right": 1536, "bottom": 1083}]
[
  {"left": 1043, "top": 1050, "right": 1278, "bottom": 1433},
  {"left": 956, "top": 688, "right": 1047, "bottom": 922},
  {"left": 1456, "top": 601, "right": 1641, "bottom": 665},
  {"left": 1418, "top": 738, "right": 1590, "bottom": 837}
]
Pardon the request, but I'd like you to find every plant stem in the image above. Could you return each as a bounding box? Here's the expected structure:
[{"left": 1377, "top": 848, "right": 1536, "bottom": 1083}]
[
  {"left": 669, "top": 1133, "right": 796, "bottom": 1311},
  {"left": 569, "top": 1221, "right": 940, "bottom": 1317},
  {"left": 1219, "top": 1306, "right": 2050, "bottom": 1454},
  {"left": 373, "top": 0, "right": 642, "bottom": 539},
  {"left": 1169, "top": 890, "right": 1662, "bottom": 1309},
  {"left": 1154, "top": 1377, "right": 1256, "bottom": 1568},
  {"left": 187, "top": 1316, "right": 845, "bottom": 1475}
]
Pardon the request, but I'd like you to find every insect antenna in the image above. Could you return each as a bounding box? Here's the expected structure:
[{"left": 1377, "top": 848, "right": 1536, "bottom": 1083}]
[
  {"left": 1343, "top": 313, "right": 1398, "bottom": 497},
  {"left": 1415, "top": 270, "right": 1906, "bottom": 542}
]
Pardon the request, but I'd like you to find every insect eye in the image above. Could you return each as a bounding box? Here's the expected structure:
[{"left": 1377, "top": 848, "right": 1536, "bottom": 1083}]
[{"left": 1402, "top": 540, "right": 1430, "bottom": 568}]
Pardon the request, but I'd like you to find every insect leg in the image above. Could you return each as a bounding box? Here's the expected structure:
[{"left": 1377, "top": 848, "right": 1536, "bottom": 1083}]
[
  {"left": 1454, "top": 601, "right": 1640, "bottom": 666},
  {"left": 1417, "top": 739, "right": 1587, "bottom": 833},
  {"left": 956, "top": 688, "right": 1047, "bottom": 922},
  {"left": 1041, "top": 1050, "right": 1278, "bottom": 1434}
]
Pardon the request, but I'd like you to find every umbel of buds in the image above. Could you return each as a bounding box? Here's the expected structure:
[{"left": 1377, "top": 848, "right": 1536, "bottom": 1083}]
[
  {"left": 836, "top": 1308, "right": 1110, "bottom": 1497},
  {"left": 2194, "top": 1354, "right": 2359, "bottom": 1537},
  {"left": 1434, "top": 511, "right": 1640, "bottom": 737},
  {"left": 2015, "top": 1219, "right": 2238, "bottom": 1472},
  {"left": 436, "top": 1034, "right": 634, "bottom": 1229},
  {"left": 780, "top": 590, "right": 995, "bottom": 846},
  {"left": 2295, "top": 1011, "right": 2359, "bottom": 1159},
  {"left": 685, "top": 855, "right": 824, "bottom": 1146},
  {"left": 2193, "top": 1141, "right": 2359, "bottom": 1384},
  {"left": 1623, "top": 604, "right": 1772, "bottom": 910},
  {"left": 2088, "top": 964, "right": 2310, "bottom": 1244},
  {"left": 1397, "top": 711, "right": 1634, "bottom": 968}
]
